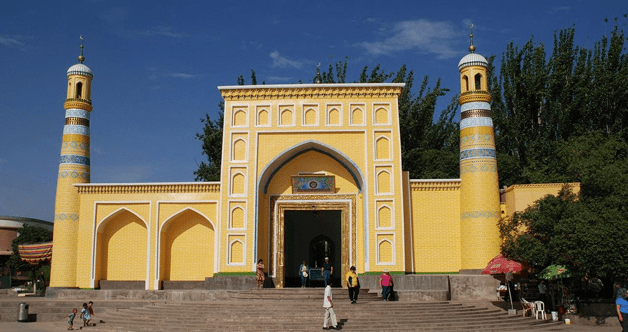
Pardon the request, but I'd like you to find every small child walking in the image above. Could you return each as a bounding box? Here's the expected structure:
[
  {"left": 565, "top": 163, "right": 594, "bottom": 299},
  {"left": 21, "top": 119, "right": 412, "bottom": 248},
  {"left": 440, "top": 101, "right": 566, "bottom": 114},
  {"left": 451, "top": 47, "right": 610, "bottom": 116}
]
[
  {"left": 68, "top": 308, "right": 77, "bottom": 330},
  {"left": 87, "top": 301, "right": 94, "bottom": 326},
  {"left": 81, "top": 303, "right": 91, "bottom": 327}
]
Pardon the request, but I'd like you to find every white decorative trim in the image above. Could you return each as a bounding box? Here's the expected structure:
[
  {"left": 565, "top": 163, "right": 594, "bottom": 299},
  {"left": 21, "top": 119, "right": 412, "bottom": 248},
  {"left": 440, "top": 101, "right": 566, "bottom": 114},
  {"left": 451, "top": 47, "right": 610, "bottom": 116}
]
[
  {"left": 461, "top": 102, "right": 491, "bottom": 112},
  {"left": 460, "top": 117, "right": 493, "bottom": 129},
  {"left": 65, "top": 109, "right": 90, "bottom": 119}
]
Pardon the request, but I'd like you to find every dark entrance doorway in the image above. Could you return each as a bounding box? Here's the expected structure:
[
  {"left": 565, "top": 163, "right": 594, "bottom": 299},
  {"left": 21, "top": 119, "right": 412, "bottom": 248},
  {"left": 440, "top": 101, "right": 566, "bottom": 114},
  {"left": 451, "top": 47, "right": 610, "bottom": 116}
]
[{"left": 284, "top": 210, "right": 341, "bottom": 287}]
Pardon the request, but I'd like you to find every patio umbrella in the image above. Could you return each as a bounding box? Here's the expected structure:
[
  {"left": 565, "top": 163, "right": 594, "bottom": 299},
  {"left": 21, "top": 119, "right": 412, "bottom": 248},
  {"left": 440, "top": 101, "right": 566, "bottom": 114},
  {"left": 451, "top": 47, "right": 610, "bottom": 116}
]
[
  {"left": 482, "top": 255, "right": 523, "bottom": 311},
  {"left": 538, "top": 265, "right": 572, "bottom": 280},
  {"left": 482, "top": 254, "right": 524, "bottom": 275}
]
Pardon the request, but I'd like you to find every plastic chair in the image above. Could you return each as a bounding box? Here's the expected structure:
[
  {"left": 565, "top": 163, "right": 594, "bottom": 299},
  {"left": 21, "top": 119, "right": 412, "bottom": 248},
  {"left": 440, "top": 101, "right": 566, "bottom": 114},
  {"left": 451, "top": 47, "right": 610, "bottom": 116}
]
[
  {"left": 534, "top": 301, "right": 546, "bottom": 320},
  {"left": 520, "top": 298, "right": 534, "bottom": 317}
]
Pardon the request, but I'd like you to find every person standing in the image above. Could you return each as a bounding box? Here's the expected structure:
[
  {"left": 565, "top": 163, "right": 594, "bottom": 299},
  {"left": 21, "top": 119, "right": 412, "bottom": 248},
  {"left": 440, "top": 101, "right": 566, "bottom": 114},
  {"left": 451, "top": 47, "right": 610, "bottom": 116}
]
[
  {"left": 379, "top": 269, "right": 393, "bottom": 301},
  {"left": 299, "top": 261, "right": 309, "bottom": 288},
  {"left": 323, "top": 284, "right": 340, "bottom": 330},
  {"left": 345, "top": 266, "right": 359, "bottom": 304},
  {"left": 68, "top": 308, "right": 77, "bottom": 330},
  {"left": 617, "top": 288, "right": 628, "bottom": 331},
  {"left": 321, "top": 257, "right": 333, "bottom": 287},
  {"left": 256, "top": 259, "right": 265, "bottom": 289},
  {"left": 81, "top": 303, "right": 91, "bottom": 327}
]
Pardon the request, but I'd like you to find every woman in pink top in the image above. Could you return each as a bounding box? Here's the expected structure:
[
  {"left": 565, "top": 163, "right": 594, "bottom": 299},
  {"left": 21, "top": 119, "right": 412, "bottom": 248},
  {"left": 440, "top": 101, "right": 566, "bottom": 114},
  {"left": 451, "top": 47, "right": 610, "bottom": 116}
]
[{"left": 379, "top": 269, "right": 393, "bottom": 301}]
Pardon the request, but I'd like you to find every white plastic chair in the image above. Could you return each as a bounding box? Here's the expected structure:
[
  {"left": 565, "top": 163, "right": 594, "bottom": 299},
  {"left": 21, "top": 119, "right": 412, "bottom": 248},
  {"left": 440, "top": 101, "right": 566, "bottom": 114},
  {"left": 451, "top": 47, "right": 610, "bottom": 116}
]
[
  {"left": 520, "top": 298, "right": 534, "bottom": 317},
  {"left": 534, "top": 301, "right": 546, "bottom": 320}
]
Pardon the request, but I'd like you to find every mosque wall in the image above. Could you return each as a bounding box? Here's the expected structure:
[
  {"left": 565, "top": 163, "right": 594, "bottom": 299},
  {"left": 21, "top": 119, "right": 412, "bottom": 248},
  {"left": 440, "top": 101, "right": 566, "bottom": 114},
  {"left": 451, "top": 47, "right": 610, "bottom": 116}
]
[{"left": 73, "top": 183, "right": 219, "bottom": 289}]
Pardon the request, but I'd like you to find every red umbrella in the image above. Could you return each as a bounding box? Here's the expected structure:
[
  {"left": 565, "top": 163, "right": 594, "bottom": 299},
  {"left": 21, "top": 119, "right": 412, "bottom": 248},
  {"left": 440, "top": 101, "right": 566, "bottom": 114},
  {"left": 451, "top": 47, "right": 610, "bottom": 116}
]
[{"left": 482, "top": 254, "right": 523, "bottom": 274}]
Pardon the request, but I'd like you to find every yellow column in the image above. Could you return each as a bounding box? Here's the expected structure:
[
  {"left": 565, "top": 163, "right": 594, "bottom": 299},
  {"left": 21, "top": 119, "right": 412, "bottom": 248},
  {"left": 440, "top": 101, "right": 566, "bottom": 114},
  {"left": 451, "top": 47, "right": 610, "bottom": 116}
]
[
  {"left": 458, "top": 50, "right": 500, "bottom": 271},
  {"left": 50, "top": 50, "right": 93, "bottom": 287}
]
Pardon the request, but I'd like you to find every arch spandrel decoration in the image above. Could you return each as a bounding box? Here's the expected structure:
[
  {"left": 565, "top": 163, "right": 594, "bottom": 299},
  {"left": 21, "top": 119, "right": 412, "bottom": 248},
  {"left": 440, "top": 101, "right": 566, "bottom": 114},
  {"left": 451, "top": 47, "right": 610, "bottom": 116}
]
[{"left": 269, "top": 195, "right": 356, "bottom": 288}]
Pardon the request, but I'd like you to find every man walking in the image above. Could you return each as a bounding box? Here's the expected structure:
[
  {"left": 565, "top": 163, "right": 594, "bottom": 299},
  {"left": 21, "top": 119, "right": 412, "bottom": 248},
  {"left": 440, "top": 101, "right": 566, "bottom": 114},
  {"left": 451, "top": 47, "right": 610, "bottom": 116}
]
[
  {"left": 321, "top": 257, "right": 333, "bottom": 287},
  {"left": 345, "top": 266, "right": 359, "bottom": 304},
  {"left": 323, "top": 284, "right": 341, "bottom": 330}
]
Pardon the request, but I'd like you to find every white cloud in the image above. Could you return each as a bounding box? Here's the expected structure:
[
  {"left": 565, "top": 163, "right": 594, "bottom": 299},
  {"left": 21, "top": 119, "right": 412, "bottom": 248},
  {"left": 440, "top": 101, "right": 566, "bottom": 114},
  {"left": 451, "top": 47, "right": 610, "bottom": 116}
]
[
  {"left": 270, "top": 51, "right": 303, "bottom": 69},
  {"left": 136, "top": 26, "right": 189, "bottom": 38},
  {"left": 266, "top": 76, "right": 293, "bottom": 83},
  {"left": 0, "top": 35, "right": 26, "bottom": 48},
  {"left": 357, "top": 19, "right": 459, "bottom": 59},
  {"left": 168, "top": 73, "right": 201, "bottom": 79}
]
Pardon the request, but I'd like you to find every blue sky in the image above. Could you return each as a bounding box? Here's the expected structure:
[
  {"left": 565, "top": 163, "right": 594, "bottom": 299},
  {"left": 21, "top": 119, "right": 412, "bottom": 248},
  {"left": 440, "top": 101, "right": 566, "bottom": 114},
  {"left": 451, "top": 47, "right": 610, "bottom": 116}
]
[{"left": 1, "top": 0, "right": 625, "bottom": 221}]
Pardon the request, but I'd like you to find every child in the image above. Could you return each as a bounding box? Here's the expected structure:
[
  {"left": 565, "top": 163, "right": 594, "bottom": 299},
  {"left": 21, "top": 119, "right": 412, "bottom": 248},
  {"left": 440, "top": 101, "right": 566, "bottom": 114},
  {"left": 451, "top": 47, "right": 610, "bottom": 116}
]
[
  {"left": 87, "top": 301, "right": 94, "bottom": 326},
  {"left": 68, "top": 308, "right": 77, "bottom": 330},
  {"left": 81, "top": 303, "right": 91, "bottom": 327}
]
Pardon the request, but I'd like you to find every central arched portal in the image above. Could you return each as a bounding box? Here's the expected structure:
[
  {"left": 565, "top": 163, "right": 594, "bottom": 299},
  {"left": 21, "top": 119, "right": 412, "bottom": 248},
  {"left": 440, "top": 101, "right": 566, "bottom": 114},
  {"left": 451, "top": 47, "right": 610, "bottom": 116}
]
[{"left": 270, "top": 195, "right": 356, "bottom": 288}]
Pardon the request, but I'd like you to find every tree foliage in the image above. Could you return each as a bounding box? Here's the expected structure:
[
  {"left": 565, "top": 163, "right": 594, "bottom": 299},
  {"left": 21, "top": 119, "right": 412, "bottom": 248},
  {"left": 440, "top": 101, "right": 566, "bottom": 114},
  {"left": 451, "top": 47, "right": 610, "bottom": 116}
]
[{"left": 500, "top": 132, "right": 628, "bottom": 279}]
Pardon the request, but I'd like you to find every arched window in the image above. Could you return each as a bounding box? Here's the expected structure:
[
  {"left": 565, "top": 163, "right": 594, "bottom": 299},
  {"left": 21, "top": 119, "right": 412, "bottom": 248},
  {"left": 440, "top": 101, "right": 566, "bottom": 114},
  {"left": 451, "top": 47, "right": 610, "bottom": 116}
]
[
  {"left": 462, "top": 75, "right": 469, "bottom": 92},
  {"left": 474, "top": 73, "right": 482, "bottom": 90},
  {"left": 76, "top": 82, "right": 83, "bottom": 99}
]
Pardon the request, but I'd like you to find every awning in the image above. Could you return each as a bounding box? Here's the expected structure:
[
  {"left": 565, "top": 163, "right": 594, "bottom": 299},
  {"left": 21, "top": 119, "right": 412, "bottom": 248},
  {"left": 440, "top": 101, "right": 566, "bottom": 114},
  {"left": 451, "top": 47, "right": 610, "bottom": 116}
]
[{"left": 18, "top": 242, "right": 53, "bottom": 264}]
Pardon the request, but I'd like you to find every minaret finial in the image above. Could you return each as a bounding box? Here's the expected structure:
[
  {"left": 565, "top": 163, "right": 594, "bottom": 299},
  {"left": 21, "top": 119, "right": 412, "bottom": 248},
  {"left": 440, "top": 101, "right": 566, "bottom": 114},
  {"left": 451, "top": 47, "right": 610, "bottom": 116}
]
[
  {"left": 315, "top": 62, "right": 321, "bottom": 83},
  {"left": 468, "top": 24, "right": 476, "bottom": 53},
  {"left": 78, "top": 35, "right": 85, "bottom": 63}
]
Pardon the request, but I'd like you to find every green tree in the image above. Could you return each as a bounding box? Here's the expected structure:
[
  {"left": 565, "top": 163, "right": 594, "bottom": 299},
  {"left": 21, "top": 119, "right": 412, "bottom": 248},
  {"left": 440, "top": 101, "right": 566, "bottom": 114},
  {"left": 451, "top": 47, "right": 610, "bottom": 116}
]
[{"left": 500, "top": 132, "right": 628, "bottom": 279}]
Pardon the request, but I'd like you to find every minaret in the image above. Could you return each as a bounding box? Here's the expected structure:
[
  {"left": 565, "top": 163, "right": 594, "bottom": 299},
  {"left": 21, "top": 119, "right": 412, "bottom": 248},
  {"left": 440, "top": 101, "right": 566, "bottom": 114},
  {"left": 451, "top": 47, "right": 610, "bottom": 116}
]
[
  {"left": 458, "top": 30, "right": 500, "bottom": 271},
  {"left": 50, "top": 37, "right": 93, "bottom": 288}
]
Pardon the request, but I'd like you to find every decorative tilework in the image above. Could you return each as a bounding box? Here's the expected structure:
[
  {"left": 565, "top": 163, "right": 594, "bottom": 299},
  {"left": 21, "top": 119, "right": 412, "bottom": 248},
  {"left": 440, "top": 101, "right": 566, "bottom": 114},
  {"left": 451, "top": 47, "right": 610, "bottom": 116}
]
[
  {"left": 460, "top": 164, "right": 497, "bottom": 174},
  {"left": 65, "top": 109, "right": 90, "bottom": 119},
  {"left": 460, "top": 117, "right": 493, "bottom": 129},
  {"left": 61, "top": 141, "right": 89, "bottom": 151},
  {"left": 59, "top": 154, "right": 90, "bottom": 166},
  {"left": 63, "top": 125, "right": 90, "bottom": 136},
  {"left": 460, "top": 148, "right": 496, "bottom": 160},
  {"left": 54, "top": 213, "right": 79, "bottom": 221},
  {"left": 461, "top": 102, "right": 490, "bottom": 112},
  {"left": 58, "top": 171, "right": 91, "bottom": 180},
  {"left": 461, "top": 211, "right": 501, "bottom": 219},
  {"left": 461, "top": 134, "right": 492, "bottom": 144}
]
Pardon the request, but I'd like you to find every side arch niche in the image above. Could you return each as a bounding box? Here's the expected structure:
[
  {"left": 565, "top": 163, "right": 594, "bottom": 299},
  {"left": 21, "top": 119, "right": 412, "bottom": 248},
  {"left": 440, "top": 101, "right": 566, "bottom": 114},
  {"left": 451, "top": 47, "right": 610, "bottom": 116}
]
[
  {"left": 231, "top": 172, "right": 246, "bottom": 195},
  {"left": 376, "top": 170, "right": 391, "bottom": 194},
  {"left": 376, "top": 136, "right": 390, "bottom": 160},
  {"left": 378, "top": 239, "right": 393, "bottom": 264},
  {"left": 280, "top": 109, "right": 293, "bottom": 126},
  {"left": 328, "top": 108, "right": 340, "bottom": 125},
  {"left": 233, "top": 109, "right": 247, "bottom": 127},
  {"left": 377, "top": 205, "right": 392, "bottom": 228},
  {"left": 233, "top": 138, "right": 247, "bottom": 161},
  {"left": 159, "top": 209, "right": 215, "bottom": 281},
  {"left": 229, "top": 239, "right": 244, "bottom": 264},
  {"left": 304, "top": 108, "right": 317, "bottom": 125},
  {"left": 95, "top": 209, "right": 147, "bottom": 284},
  {"left": 351, "top": 107, "right": 363, "bottom": 125},
  {"left": 375, "top": 107, "right": 389, "bottom": 124},
  {"left": 257, "top": 109, "right": 269, "bottom": 126}
]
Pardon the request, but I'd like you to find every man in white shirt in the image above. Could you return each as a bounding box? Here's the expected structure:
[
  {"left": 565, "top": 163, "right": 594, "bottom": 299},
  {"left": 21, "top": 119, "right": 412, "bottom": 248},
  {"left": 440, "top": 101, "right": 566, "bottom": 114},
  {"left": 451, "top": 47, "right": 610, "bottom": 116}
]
[{"left": 323, "top": 284, "right": 340, "bottom": 330}]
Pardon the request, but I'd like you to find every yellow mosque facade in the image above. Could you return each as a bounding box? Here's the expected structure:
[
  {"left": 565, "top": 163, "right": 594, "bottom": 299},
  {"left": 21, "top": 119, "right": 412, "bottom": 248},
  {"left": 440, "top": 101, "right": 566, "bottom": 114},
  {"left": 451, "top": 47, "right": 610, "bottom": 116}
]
[{"left": 49, "top": 44, "right": 572, "bottom": 290}]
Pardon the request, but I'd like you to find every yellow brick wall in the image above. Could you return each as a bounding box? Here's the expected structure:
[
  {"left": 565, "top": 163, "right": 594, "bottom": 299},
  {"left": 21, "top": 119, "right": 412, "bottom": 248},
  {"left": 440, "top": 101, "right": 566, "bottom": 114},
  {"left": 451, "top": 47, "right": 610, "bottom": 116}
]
[
  {"left": 408, "top": 180, "right": 461, "bottom": 272},
  {"left": 502, "top": 183, "right": 580, "bottom": 217}
]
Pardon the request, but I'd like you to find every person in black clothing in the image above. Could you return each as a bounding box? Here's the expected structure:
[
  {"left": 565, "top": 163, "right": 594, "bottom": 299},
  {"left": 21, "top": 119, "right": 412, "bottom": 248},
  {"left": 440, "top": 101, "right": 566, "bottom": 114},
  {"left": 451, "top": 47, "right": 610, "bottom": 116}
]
[{"left": 321, "top": 257, "right": 333, "bottom": 287}]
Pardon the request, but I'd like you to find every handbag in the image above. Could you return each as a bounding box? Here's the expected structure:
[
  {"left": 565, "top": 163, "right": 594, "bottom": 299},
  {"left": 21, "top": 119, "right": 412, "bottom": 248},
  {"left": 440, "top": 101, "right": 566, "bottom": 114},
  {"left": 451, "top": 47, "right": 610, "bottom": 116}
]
[{"left": 303, "top": 271, "right": 309, "bottom": 278}]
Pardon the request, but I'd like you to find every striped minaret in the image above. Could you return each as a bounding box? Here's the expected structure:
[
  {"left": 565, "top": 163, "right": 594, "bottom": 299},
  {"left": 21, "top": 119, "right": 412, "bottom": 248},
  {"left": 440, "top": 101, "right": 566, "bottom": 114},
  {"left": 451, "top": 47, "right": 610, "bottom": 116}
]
[
  {"left": 458, "top": 33, "right": 501, "bottom": 271},
  {"left": 50, "top": 38, "right": 93, "bottom": 287}
]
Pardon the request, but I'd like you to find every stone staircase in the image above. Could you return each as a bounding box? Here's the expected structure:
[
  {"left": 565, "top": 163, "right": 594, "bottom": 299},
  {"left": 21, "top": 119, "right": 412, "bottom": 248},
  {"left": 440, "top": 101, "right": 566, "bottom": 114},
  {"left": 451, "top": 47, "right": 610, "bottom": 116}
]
[{"left": 80, "top": 289, "right": 569, "bottom": 331}]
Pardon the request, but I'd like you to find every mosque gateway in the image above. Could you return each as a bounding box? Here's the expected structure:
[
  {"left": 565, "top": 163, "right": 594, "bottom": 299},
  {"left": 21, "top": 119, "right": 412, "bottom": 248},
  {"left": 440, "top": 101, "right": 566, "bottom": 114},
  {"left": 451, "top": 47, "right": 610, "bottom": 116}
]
[{"left": 49, "top": 40, "right": 570, "bottom": 292}]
